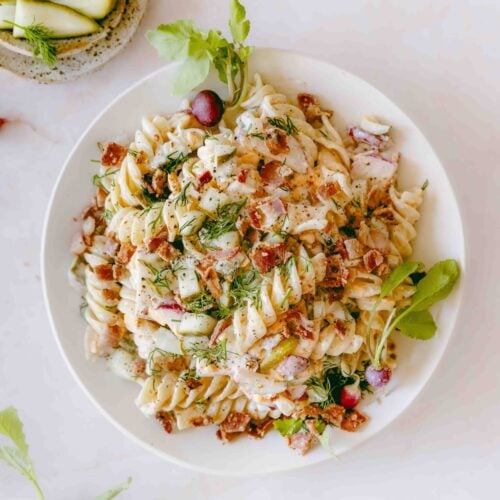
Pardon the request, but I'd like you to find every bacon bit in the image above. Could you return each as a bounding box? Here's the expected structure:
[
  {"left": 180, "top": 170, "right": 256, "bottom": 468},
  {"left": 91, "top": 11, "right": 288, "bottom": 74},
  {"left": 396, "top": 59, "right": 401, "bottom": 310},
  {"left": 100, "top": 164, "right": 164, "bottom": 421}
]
[
  {"left": 209, "top": 318, "right": 232, "bottom": 347},
  {"left": 341, "top": 409, "right": 367, "bottom": 432},
  {"left": 0, "top": 118, "right": 7, "bottom": 129},
  {"left": 70, "top": 232, "right": 86, "bottom": 255},
  {"left": 116, "top": 242, "right": 136, "bottom": 265},
  {"left": 185, "top": 377, "right": 202, "bottom": 390},
  {"left": 156, "top": 241, "right": 177, "bottom": 262},
  {"left": 247, "top": 198, "right": 287, "bottom": 231},
  {"left": 94, "top": 264, "right": 114, "bottom": 281},
  {"left": 101, "top": 142, "right": 127, "bottom": 167},
  {"left": 237, "top": 169, "right": 249, "bottom": 183},
  {"left": 206, "top": 247, "right": 240, "bottom": 261},
  {"left": 363, "top": 249, "right": 384, "bottom": 272},
  {"left": 247, "top": 205, "right": 264, "bottom": 229},
  {"left": 152, "top": 169, "right": 168, "bottom": 196},
  {"left": 284, "top": 309, "right": 314, "bottom": 339},
  {"left": 297, "top": 93, "right": 330, "bottom": 122},
  {"left": 94, "top": 188, "right": 107, "bottom": 208},
  {"left": 247, "top": 418, "right": 274, "bottom": 439},
  {"left": 104, "top": 324, "right": 123, "bottom": 348},
  {"left": 334, "top": 239, "right": 348, "bottom": 259},
  {"left": 147, "top": 229, "right": 168, "bottom": 252},
  {"left": 251, "top": 242, "right": 287, "bottom": 273},
  {"left": 157, "top": 301, "right": 185, "bottom": 313},
  {"left": 198, "top": 265, "right": 222, "bottom": 299},
  {"left": 276, "top": 355, "right": 309, "bottom": 377},
  {"left": 156, "top": 411, "right": 174, "bottom": 434},
  {"left": 112, "top": 264, "right": 127, "bottom": 280},
  {"left": 334, "top": 319, "right": 347, "bottom": 337},
  {"left": 260, "top": 160, "right": 288, "bottom": 191},
  {"left": 102, "top": 289, "right": 119, "bottom": 301},
  {"left": 321, "top": 403, "right": 346, "bottom": 426},
  {"left": 372, "top": 206, "right": 396, "bottom": 225},
  {"left": 287, "top": 431, "right": 316, "bottom": 455},
  {"left": 265, "top": 128, "right": 289, "bottom": 155},
  {"left": 217, "top": 412, "right": 251, "bottom": 443},
  {"left": 322, "top": 255, "right": 349, "bottom": 288},
  {"left": 132, "top": 357, "right": 146, "bottom": 377},
  {"left": 318, "top": 182, "right": 340, "bottom": 198},
  {"left": 163, "top": 356, "right": 188, "bottom": 372},
  {"left": 198, "top": 170, "right": 213, "bottom": 186}
]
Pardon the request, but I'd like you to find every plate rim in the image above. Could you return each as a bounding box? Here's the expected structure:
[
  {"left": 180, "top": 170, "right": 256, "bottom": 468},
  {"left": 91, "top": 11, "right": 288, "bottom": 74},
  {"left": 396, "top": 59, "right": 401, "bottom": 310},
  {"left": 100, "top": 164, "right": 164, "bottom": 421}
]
[{"left": 41, "top": 47, "right": 466, "bottom": 476}]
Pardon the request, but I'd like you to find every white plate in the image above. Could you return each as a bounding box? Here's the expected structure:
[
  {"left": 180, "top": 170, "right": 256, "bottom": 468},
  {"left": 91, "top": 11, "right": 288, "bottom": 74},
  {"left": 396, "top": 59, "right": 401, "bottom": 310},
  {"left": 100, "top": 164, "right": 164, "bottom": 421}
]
[{"left": 42, "top": 48, "right": 465, "bottom": 475}]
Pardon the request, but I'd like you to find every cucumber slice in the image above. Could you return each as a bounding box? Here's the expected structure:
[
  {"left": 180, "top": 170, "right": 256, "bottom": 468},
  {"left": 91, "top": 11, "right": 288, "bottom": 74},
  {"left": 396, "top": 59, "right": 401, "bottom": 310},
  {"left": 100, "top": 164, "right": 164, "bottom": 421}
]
[
  {"left": 51, "top": 0, "right": 116, "bottom": 20},
  {"left": 0, "top": 1, "right": 16, "bottom": 30},
  {"left": 13, "top": 0, "right": 99, "bottom": 38},
  {"left": 179, "top": 313, "right": 217, "bottom": 336}
]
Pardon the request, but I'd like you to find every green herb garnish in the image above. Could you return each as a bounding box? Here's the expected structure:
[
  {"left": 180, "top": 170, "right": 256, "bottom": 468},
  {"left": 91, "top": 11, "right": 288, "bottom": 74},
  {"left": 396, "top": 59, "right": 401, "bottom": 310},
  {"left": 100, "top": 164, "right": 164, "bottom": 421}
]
[
  {"left": 0, "top": 407, "right": 44, "bottom": 499},
  {"left": 147, "top": 0, "right": 252, "bottom": 107},
  {"left": 229, "top": 268, "right": 261, "bottom": 308},
  {"left": 4, "top": 21, "right": 57, "bottom": 67},
  {"left": 185, "top": 289, "right": 216, "bottom": 314},
  {"left": 96, "top": 477, "right": 133, "bottom": 500},
  {"left": 267, "top": 115, "right": 298, "bottom": 136},
  {"left": 273, "top": 418, "right": 303, "bottom": 437},
  {"left": 92, "top": 169, "right": 119, "bottom": 190},
  {"left": 189, "top": 339, "right": 228, "bottom": 364},
  {"left": 174, "top": 181, "right": 192, "bottom": 208},
  {"left": 200, "top": 199, "right": 246, "bottom": 240},
  {"left": 160, "top": 151, "right": 188, "bottom": 174}
]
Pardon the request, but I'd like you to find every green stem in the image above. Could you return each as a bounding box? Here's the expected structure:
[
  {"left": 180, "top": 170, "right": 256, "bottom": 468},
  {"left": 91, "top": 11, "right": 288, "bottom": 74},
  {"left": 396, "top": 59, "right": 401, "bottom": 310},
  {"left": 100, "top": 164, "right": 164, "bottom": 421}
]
[
  {"left": 365, "top": 297, "right": 381, "bottom": 359},
  {"left": 373, "top": 307, "right": 397, "bottom": 368},
  {"left": 32, "top": 478, "right": 45, "bottom": 500}
]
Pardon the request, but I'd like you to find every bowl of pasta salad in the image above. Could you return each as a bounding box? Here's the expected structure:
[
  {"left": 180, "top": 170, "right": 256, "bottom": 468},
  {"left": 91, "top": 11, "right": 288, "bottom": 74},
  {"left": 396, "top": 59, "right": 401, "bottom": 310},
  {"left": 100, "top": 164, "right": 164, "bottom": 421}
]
[{"left": 42, "top": 39, "right": 464, "bottom": 474}]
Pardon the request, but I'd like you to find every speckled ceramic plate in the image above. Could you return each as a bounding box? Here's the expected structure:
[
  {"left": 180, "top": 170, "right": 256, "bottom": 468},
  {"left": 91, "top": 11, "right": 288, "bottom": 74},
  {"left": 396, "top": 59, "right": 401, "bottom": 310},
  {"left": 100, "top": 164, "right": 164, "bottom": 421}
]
[
  {"left": 42, "top": 49, "right": 465, "bottom": 475},
  {"left": 0, "top": 0, "right": 147, "bottom": 83}
]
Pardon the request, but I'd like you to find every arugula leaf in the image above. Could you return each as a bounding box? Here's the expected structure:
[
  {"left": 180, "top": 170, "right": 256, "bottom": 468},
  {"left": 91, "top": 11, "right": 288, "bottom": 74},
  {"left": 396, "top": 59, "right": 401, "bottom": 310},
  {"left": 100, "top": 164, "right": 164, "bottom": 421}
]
[
  {"left": 317, "top": 426, "right": 338, "bottom": 458},
  {"left": 406, "top": 259, "right": 460, "bottom": 311},
  {"left": 96, "top": 476, "right": 132, "bottom": 500},
  {"left": 173, "top": 55, "right": 211, "bottom": 96},
  {"left": 396, "top": 309, "right": 436, "bottom": 340},
  {"left": 146, "top": 20, "right": 201, "bottom": 60},
  {"left": 273, "top": 418, "right": 303, "bottom": 437},
  {"left": 229, "top": 0, "right": 250, "bottom": 44},
  {"left": 380, "top": 261, "right": 423, "bottom": 298},
  {"left": 0, "top": 407, "right": 44, "bottom": 499}
]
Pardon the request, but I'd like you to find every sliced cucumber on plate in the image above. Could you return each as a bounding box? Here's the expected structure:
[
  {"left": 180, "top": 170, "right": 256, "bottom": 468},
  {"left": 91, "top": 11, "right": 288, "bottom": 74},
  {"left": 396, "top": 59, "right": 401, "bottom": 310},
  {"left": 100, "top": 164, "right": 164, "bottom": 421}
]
[
  {"left": 0, "top": 1, "right": 16, "bottom": 29},
  {"left": 13, "top": 0, "right": 100, "bottom": 38},
  {"left": 51, "top": 0, "right": 116, "bottom": 20}
]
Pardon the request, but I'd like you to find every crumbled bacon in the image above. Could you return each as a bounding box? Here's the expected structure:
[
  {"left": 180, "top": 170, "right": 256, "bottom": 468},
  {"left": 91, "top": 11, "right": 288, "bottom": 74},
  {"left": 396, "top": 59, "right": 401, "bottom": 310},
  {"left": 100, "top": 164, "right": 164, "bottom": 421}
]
[
  {"left": 322, "top": 255, "right": 349, "bottom": 288},
  {"left": 116, "top": 242, "right": 136, "bottom": 265},
  {"left": 156, "top": 411, "right": 174, "bottom": 434},
  {"left": 251, "top": 242, "right": 287, "bottom": 273},
  {"left": 156, "top": 241, "right": 177, "bottom": 262},
  {"left": 103, "top": 324, "right": 124, "bottom": 348},
  {"left": 152, "top": 168, "right": 168, "bottom": 196},
  {"left": 363, "top": 249, "right": 384, "bottom": 272},
  {"left": 184, "top": 377, "right": 202, "bottom": 390},
  {"left": 320, "top": 403, "right": 346, "bottom": 426},
  {"left": 147, "top": 229, "right": 168, "bottom": 253},
  {"left": 287, "top": 431, "right": 316, "bottom": 455},
  {"left": 265, "top": 128, "right": 289, "bottom": 155},
  {"left": 70, "top": 232, "right": 86, "bottom": 255},
  {"left": 318, "top": 182, "right": 340, "bottom": 199},
  {"left": 94, "top": 264, "right": 114, "bottom": 281},
  {"left": 260, "top": 160, "right": 288, "bottom": 191},
  {"left": 198, "top": 266, "right": 222, "bottom": 299},
  {"left": 102, "top": 289, "right": 119, "bottom": 301},
  {"left": 284, "top": 309, "right": 314, "bottom": 340},
  {"left": 237, "top": 169, "right": 249, "bottom": 183},
  {"left": 334, "top": 239, "right": 348, "bottom": 259},
  {"left": 112, "top": 264, "right": 127, "bottom": 280},
  {"left": 340, "top": 409, "right": 367, "bottom": 432},
  {"left": 334, "top": 319, "right": 347, "bottom": 337},
  {"left": 206, "top": 247, "right": 240, "bottom": 261},
  {"left": 198, "top": 170, "right": 213, "bottom": 186},
  {"left": 192, "top": 416, "right": 212, "bottom": 427},
  {"left": 247, "top": 418, "right": 274, "bottom": 439},
  {"left": 94, "top": 188, "right": 107, "bottom": 208},
  {"left": 131, "top": 357, "right": 146, "bottom": 377},
  {"left": 163, "top": 356, "right": 188, "bottom": 372},
  {"left": 101, "top": 142, "right": 127, "bottom": 167},
  {"left": 209, "top": 318, "right": 232, "bottom": 347},
  {"left": 247, "top": 198, "right": 287, "bottom": 230},
  {"left": 217, "top": 412, "right": 251, "bottom": 443},
  {"left": 247, "top": 205, "right": 264, "bottom": 229},
  {"left": 297, "top": 93, "right": 330, "bottom": 122}
]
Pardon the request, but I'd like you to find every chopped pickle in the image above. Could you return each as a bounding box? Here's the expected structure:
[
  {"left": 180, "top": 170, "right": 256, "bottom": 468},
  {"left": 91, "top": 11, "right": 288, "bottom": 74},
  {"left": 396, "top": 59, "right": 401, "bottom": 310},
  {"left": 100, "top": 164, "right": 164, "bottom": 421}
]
[{"left": 260, "top": 336, "right": 299, "bottom": 373}]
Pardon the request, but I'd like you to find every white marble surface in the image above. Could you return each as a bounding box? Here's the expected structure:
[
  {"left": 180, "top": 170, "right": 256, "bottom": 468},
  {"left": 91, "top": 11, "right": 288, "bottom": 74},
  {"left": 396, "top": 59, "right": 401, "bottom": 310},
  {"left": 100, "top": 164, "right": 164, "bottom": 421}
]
[{"left": 1, "top": 0, "right": 499, "bottom": 498}]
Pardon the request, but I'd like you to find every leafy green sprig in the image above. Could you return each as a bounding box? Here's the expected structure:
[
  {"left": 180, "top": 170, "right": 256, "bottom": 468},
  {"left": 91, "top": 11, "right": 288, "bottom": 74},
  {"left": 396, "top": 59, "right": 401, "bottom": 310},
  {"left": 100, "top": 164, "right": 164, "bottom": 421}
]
[
  {"left": 4, "top": 21, "right": 57, "bottom": 66},
  {"left": 200, "top": 199, "right": 246, "bottom": 241},
  {"left": 267, "top": 116, "right": 298, "bottom": 136},
  {"left": 189, "top": 339, "right": 228, "bottom": 364},
  {"left": 147, "top": 0, "right": 252, "bottom": 107}
]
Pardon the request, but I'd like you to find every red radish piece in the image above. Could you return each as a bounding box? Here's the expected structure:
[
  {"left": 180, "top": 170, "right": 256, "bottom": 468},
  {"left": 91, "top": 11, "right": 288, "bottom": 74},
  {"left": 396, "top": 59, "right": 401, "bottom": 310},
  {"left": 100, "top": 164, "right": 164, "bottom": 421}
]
[
  {"left": 365, "top": 365, "right": 392, "bottom": 388},
  {"left": 340, "top": 380, "right": 361, "bottom": 408},
  {"left": 192, "top": 90, "right": 224, "bottom": 127}
]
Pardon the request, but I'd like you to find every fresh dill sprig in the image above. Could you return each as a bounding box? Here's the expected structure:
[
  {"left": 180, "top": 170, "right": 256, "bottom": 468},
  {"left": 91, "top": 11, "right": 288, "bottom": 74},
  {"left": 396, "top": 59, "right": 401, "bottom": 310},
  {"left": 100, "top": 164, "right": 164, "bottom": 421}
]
[
  {"left": 174, "top": 181, "right": 192, "bottom": 208},
  {"left": 179, "top": 368, "right": 200, "bottom": 381},
  {"left": 278, "top": 288, "right": 292, "bottom": 309},
  {"left": 421, "top": 179, "right": 429, "bottom": 191},
  {"left": 185, "top": 289, "right": 216, "bottom": 314},
  {"left": 147, "top": 348, "right": 179, "bottom": 376},
  {"left": 200, "top": 199, "right": 246, "bottom": 241},
  {"left": 279, "top": 256, "right": 295, "bottom": 278},
  {"left": 267, "top": 116, "right": 298, "bottom": 136},
  {"left": 179, "top": 217, "right": 196, "bottom": 233},
  {"left": 160, "top": 151, "right": 188, "bottom": 174},
  {"left": 5, "top": 21, "right": 57, "bottom": 66},
  {"left": 140, "top": 260, "right": 171, "bottom": 291},
  {"left": 92, "top": 169, "right": 119, "bottom": 190},
  {"left": 249, "top": 132, "right": 264, "bottom": 140},
  {"left": 229, "top": 268, "right": 261, "bottom": 308},
  {"left": 189, "top": 339, "right": 228, "bottom": 364}
]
